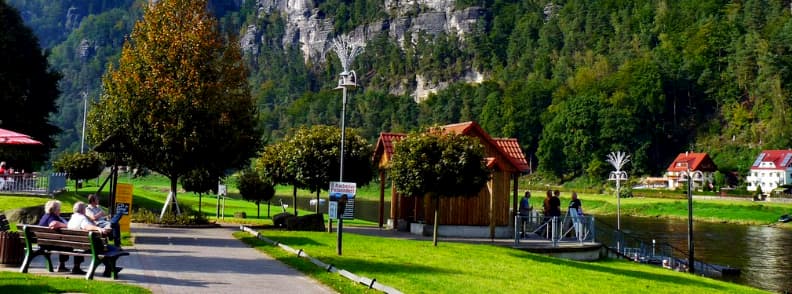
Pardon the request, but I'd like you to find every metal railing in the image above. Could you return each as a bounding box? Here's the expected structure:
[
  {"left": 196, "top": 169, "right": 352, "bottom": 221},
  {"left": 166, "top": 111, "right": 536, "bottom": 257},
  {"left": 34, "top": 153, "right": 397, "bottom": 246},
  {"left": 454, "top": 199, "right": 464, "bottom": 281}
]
[
  {"left": 593, "top": 219, "right": 731, "bottom": 277},
  {"left": 514, "top": 212, "right": 596, "bottom": 246},
  {"left": 0, "top": 172, "right": 67, "bottom": 196}
]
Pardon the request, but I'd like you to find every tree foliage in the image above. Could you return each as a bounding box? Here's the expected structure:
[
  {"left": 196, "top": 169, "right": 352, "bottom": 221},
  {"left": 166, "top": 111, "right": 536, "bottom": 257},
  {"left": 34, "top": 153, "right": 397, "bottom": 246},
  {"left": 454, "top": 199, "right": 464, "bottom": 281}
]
[
  {"left": 52, "top": 151, "right": 105, "bottom": 190},
  {"left": 87, "top": 0, "right": 261, "bottom": 214},
  {"left": 0, "top": 1, "right": 61, "bottom": 168},
  {"left": 17, "top": 0, "right": 792, "bottom": 187},
  {"left": 287, "top": 125, "right": 373, "bottom": 212},
  {"left": 389, "top": 127, "right": 491, "bottom": 245},
  {"left": 238, "top": 168, "right": 275, "bottom": 218}
]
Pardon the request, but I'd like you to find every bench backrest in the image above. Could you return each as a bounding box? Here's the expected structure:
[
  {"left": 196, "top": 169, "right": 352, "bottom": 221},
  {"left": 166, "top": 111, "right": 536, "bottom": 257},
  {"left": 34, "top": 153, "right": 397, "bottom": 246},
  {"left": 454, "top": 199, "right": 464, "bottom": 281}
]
[{"left": 16, "top": 224, "right": 106, "bottom": 253}]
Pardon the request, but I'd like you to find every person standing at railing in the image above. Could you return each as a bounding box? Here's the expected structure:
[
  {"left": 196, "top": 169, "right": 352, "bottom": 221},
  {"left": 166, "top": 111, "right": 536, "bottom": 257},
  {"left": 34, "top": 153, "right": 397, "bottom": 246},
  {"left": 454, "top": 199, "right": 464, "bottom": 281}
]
[
  {"left": 518, "top": 191, "right": 532, "bottom": 238},
  {"left": 0, "top": 161, "right": 6, "bottom": 174},
  {"left": 568, "top": 192, "right": 584, "bottom": 241}
]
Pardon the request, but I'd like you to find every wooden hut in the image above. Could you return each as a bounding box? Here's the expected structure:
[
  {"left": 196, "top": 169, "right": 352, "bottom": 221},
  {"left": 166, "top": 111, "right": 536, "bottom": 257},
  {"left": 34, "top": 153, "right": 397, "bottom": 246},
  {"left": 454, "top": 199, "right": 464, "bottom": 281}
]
[{"left": 373, "top": 121, "right": 530, "bottom": 238}]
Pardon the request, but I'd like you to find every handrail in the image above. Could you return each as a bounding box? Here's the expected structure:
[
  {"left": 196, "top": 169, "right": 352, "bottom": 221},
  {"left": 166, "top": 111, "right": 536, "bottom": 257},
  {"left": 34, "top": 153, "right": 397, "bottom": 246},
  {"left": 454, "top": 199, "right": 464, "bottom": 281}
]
[{"left": 593, "top": 218, "right": 725, "bottom": 276}]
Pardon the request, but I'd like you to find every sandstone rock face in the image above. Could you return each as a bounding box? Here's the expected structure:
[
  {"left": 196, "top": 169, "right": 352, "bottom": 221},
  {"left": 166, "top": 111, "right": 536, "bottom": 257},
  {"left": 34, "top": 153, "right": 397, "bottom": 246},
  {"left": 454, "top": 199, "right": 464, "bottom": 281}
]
[
  {"left": 78, "top": 39, "right": 95, "bottom": 61},
  {"left": 244, "top": 0, "right": 486, "bottom": 100}
]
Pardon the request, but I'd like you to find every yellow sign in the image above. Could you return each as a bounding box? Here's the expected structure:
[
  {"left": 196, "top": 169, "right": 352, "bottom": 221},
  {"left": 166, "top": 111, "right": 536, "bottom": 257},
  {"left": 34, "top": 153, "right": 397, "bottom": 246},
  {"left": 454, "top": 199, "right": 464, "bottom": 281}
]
[{"left": 115, "top": 183, "right": 133, "bottom": 232}]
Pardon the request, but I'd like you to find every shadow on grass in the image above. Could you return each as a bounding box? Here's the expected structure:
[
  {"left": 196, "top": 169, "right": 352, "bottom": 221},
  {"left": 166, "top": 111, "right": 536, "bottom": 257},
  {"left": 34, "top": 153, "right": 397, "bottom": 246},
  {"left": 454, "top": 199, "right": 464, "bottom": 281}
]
[
  {"left": 0, "top": 285, "right": 62, "bottom": 294},
  {"left": 510, "top": 251, "right": 734, "bottom": 291},
  {"left": 256, "top": 235, "right": 324, "bottom": 246}
]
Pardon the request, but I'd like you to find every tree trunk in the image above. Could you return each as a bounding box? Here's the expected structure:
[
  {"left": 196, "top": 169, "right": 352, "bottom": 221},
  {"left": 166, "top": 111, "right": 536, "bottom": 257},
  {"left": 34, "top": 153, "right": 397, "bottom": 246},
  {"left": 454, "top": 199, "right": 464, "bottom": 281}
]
[
  {"left": 160, "top": 176, "right": 181, "bottom": 220},
  {"left": 198, "top": 192, "right": 202, "bottom": 216},
  {"left": 293, "top": 185, "right": 298, "bottom": 216},
  {"left": 315, "top": 189, "right": 320, "bottom": 213},
  {"left": 257, "top": 202, "right": 261, "bottom": 219},
  {"left": 267, "top": 200, "right": 271, "bottom": 218},
  {"left": 433, "top": 197, "right": 439, "bottom": 247}
]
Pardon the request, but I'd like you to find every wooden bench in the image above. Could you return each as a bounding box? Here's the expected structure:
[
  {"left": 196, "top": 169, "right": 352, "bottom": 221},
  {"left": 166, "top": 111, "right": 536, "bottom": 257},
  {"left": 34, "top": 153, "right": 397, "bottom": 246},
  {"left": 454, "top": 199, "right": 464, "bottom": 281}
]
[{"left": 16, "top": 224, "right": 129, "bottom": 280}]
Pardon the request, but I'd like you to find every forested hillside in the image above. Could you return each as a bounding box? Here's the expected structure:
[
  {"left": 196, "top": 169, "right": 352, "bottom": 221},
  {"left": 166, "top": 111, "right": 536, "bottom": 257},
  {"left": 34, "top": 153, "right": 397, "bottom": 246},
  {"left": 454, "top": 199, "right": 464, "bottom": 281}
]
[{"left": 8, "top": 0, "right": 792, "bottom": 184}]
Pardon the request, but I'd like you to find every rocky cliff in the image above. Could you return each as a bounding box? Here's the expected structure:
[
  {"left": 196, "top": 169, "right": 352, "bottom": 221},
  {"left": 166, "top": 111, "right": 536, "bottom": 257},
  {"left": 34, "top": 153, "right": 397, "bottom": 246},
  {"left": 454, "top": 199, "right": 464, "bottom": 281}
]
[{"left": 242, "top": 0, "right": 486, "bottom": 100}]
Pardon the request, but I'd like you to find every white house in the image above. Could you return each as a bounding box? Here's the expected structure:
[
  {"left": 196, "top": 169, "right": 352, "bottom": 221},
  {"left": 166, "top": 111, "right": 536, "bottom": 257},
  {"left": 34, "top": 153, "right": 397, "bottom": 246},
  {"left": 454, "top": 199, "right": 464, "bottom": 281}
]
[
  {"left": 746, "top": 150, "right": 792, "bottom": 195},
  {"left": 664, "top": 152, "right": 717, "bottom": 190}
]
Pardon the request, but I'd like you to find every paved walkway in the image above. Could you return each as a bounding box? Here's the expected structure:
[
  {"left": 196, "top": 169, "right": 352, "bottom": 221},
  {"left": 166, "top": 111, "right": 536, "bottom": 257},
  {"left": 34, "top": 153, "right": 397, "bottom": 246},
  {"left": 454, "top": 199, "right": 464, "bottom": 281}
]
[{"left": 13, "top": 224, "right": 334, "bottom": 294}]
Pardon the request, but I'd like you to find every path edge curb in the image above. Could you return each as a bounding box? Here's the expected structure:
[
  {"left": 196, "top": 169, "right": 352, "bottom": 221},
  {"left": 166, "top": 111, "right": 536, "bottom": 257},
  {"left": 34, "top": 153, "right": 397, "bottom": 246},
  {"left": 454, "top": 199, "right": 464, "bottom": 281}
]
[{"left": 239, "top": 225, "right": 402, "bottom": 294}]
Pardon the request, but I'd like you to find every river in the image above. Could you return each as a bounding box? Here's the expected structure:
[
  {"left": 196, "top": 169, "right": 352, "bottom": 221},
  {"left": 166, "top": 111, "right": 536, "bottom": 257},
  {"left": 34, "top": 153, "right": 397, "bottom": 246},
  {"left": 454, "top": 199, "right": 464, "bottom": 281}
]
[
  {"left": 595, "top": 214, "right": 792, "bottom": 293},
  {"left": 276, "top": 195, "right": 792, "bottom": 293}
]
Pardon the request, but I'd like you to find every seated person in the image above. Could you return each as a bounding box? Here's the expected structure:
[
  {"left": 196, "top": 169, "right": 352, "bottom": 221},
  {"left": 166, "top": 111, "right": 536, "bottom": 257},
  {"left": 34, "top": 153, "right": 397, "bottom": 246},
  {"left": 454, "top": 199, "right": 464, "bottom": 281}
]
[
  {"left": 37, "top": 200, "right": 83, "bottom": 274},
  {"left": 68, "top": 201, "right": 122, "bottom": 277},
  {"left": 85, "top": 194, "right": 122, "bottom": 247}
]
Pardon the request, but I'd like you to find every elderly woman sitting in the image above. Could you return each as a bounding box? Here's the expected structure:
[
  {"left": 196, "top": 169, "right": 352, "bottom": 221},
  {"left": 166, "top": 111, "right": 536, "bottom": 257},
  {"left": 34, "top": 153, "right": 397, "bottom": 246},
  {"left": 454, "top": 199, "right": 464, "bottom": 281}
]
[{"left": 38, "top": 200, "right": 83, "bottom": 274}]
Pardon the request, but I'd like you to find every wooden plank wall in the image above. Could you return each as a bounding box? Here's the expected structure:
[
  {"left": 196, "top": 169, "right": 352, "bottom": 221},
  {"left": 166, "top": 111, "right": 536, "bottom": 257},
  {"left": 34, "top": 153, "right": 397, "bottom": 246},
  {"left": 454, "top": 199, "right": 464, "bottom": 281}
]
[{"left": 419, "top": 170, "right": 511, "bottom": 226}]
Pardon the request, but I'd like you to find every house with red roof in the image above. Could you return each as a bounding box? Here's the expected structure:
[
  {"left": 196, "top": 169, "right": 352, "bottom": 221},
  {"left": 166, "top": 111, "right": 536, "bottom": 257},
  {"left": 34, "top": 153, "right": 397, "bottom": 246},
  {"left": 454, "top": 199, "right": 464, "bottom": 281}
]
[
  {"left": 664, "top": 152, "right": 717, "bottom": 190},
  {"left": 372, "top": 121, "right": 530, "bottom": 238},
  {"left": 746, "top": 150, "right": 792, "bottom": 195}
]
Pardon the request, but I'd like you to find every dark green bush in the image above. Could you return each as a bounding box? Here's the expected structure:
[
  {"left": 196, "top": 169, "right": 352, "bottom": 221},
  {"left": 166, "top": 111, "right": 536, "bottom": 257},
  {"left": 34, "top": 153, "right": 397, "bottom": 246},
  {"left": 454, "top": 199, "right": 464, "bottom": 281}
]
[{"left": 131, "top": 208, "right": 210, "bottom": 225}]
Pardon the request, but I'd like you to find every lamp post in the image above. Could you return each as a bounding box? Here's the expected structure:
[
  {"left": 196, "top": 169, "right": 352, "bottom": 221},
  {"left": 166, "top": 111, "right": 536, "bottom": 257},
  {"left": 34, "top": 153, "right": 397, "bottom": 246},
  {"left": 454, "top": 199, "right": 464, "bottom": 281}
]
[
  {"left": 683, "top": 168, "right": 703, "bottom": 274},
  {"left": 331, "top": 36, "right": 363, "bottom": 256},
  {"left": 606, "top": 151, "right": 630, "bottom": 252}
]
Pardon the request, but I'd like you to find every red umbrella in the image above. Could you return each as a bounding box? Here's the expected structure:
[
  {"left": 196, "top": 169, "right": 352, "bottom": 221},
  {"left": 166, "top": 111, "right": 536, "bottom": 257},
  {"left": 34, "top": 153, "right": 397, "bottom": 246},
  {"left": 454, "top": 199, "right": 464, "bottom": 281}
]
[{"left": 0, "top": 128, "right": 42, "bottom": 145}]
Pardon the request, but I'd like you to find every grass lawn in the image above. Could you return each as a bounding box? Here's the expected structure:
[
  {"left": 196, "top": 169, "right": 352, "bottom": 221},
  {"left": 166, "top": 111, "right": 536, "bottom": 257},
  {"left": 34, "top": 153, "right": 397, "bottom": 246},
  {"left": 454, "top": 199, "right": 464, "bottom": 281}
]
[
  {"left": 0, "top": 271, "right": 150, "bottom": 293},
  {"left": 236, "top": 229, "right": 767, "bottom": 294}
]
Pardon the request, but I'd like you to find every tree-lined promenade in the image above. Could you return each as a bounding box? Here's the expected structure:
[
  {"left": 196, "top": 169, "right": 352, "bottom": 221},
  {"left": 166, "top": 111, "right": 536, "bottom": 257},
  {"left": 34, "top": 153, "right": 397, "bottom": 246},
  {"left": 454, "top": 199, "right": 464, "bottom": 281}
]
[{"left": 0, "top": 174, "right": 776, "bottom": 293}]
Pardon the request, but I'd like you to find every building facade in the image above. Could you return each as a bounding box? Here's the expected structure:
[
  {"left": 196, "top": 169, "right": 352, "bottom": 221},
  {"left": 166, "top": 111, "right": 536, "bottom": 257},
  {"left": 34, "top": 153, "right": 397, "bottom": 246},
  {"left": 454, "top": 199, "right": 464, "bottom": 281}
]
[{"left": 746, "top": 150, "right": 792, "bottom": 195}]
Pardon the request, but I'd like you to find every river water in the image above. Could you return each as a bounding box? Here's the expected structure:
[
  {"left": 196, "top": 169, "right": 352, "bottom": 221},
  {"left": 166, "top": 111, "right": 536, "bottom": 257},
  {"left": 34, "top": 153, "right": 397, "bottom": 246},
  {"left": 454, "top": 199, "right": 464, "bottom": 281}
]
[
  {"left": 595, "top": 215, "right": 792, "bottom": 293},
  {"left": 276, "top": 195, "right": 791, "bottom": 293}
]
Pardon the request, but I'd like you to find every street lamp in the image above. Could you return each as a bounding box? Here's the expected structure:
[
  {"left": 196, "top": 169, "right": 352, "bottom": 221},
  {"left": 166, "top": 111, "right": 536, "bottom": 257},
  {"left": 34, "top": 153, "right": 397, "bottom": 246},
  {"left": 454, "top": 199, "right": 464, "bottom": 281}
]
[
  {"left": 331, "top": 35, "right": 363, "bottom": 256},
  {"left": 606, "top": 151, "right": 630, "bottom": 252},
  {"left": 682, "top": 168, "right": 703, "bottom": 274}
]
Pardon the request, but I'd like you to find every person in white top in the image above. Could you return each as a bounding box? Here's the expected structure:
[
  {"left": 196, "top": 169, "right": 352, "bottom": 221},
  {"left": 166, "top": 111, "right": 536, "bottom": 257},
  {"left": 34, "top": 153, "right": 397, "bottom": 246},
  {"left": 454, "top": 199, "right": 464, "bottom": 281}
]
[
  {"left": 86, "top": 194, "right": 122, "bottom": 247},
  {"left": 67, "top": 201, "right": 121, "bottom": 277}
]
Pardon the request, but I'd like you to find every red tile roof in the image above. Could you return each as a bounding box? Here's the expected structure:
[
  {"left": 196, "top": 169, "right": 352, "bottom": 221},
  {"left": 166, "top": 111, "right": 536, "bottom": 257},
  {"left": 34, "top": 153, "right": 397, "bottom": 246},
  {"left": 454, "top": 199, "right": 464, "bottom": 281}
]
[
  {"left": 373, "top": 121, "right": 530, "bottom": 173},
  {"left": 373, "top": 132, "right": 406, "bottom": 164},
  {"left": 493, "top": 138, "right": 530, "bottom": 172},
  {"left": 666, "top": 152, "right": 717, "bottom": 172},
  {"left": 750, "top": 150, "right": 792, "bottom": 170}
]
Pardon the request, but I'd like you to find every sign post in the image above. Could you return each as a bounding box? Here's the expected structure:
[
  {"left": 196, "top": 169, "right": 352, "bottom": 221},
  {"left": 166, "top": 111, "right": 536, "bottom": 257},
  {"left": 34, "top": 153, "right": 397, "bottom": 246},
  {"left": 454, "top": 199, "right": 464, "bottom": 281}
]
[
  {"left": 217, "top": 183, "right": 226, "bottom": 220},
  {"left": 114, "top": 183, "right": 134, "bottom": 233},
  {"left": 329, "top": 181, "right": 356, "bottom": 255}
]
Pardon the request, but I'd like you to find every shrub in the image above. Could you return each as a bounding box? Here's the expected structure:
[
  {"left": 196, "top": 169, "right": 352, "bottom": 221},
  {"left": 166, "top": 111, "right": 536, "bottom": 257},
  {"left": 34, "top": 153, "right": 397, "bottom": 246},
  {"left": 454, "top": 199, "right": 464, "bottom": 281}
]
[{"left": 131, "top": 208, "right": 210, "bottom": 225}]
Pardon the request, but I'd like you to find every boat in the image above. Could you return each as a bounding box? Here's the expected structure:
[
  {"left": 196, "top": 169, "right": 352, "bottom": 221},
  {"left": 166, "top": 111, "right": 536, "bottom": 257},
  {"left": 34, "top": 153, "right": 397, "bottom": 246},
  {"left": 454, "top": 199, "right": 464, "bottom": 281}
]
[{"left": 779, "top": 214, "right": 791, "bottom": 223}]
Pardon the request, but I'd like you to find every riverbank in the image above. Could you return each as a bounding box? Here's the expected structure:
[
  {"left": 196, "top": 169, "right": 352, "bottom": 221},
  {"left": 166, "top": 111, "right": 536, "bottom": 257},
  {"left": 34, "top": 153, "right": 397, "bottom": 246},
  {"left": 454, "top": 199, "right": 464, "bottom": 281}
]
[
  {"left": 524, "top": 191, "right": 792, "bottom": 227},
  {"left": 236, "top": 228, "right": 768, "bottom": 294}
]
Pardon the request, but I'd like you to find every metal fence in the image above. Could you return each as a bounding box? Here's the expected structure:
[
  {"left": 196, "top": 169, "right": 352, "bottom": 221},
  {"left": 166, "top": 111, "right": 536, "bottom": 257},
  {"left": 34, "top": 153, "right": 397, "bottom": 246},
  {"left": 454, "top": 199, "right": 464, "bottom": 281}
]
[
  {"left": 0, "top": 172, "right": 67, "bottom": 196},
  {"left": 514, "top": 212, "right": 596, "bottom": 246}
]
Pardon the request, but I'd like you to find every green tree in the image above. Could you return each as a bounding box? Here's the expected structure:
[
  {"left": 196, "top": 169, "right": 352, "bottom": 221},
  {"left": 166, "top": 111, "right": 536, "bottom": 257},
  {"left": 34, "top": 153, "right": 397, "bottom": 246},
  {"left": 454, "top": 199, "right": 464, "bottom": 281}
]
[
  {"left": 389, "top": 128, "right": 491, "bottom": 246},
  {"left": 52, "top": 151, "right": 105, "bottom": 191},
  {"left": 0, "top": 1, "right": 61, "bottom": 168},
  {"left": 238, "top": 168, "right": 275, "bottom": 218},
  {"left": 289, "top": 125, "right": 373, "bottom": 213},
  {"left": 180, "top": 169, "right": 219, "bottom": 216},
  {"left": 256, "top": 139, "right": 301, "bottom": 215},
  {"left": 88, "top": 0, "right": 261, "bottom": 217}
]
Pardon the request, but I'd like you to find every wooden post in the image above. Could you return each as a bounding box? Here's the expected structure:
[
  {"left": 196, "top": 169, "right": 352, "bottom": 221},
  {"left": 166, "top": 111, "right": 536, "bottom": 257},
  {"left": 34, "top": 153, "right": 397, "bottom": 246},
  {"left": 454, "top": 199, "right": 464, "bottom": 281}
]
[
  {"left": 513, "top": 173, "right": 519, "bottom": 221},
  {"left": 391, "top": 179, "right": 398, "bottom": 228},
  {"left": 489, "top": 178, "right": 495, "bottom": 240},
  {"left": 378, "top": 170, "right": 385, "bottom": 228}
]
